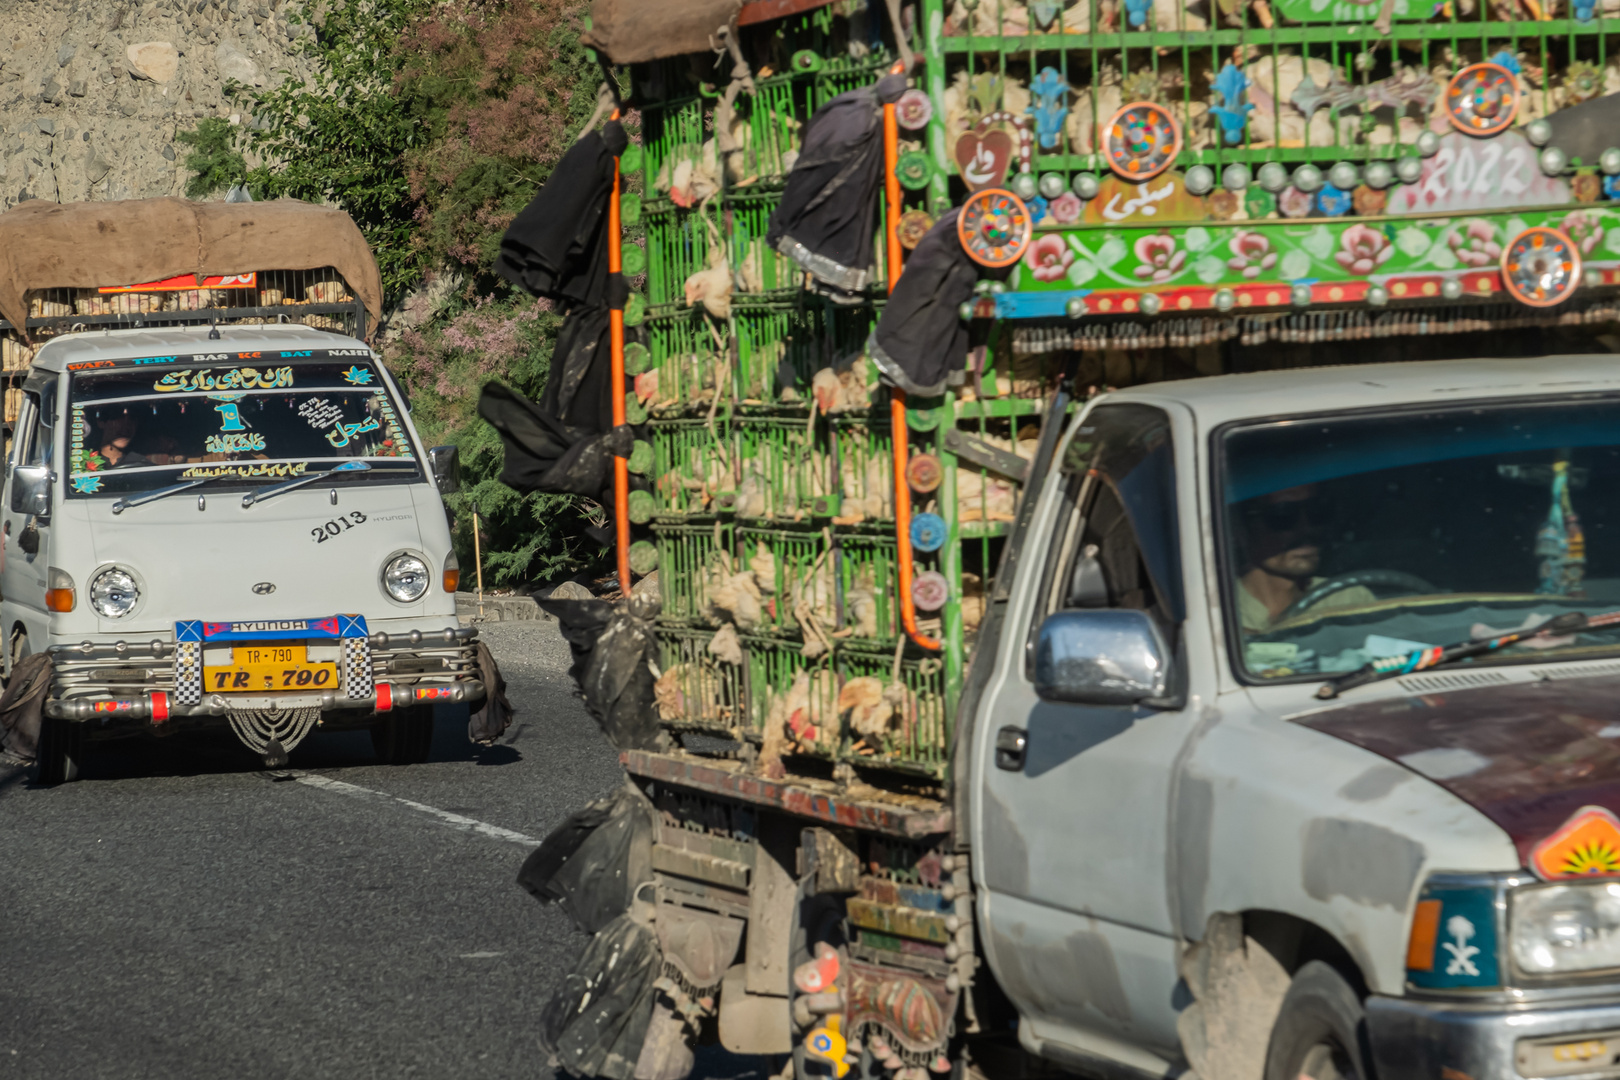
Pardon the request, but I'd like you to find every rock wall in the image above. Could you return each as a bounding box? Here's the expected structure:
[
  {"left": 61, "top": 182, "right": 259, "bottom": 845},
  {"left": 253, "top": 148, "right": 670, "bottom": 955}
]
[{"left": 0, "top": 0, "right": 322, "bottom": 209}]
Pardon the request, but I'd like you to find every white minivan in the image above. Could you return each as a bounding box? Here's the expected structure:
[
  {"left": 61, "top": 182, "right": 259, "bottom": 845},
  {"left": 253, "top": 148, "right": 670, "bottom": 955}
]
[{"left": 3, "top": 324, "right": 483, "bottom": 783}]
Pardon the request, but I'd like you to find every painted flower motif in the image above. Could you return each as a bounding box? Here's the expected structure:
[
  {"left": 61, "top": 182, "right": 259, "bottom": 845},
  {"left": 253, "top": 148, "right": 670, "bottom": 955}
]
[
  {"left": 1335, "top": 223, "right": 1395, "bottom": 276},
  {"left": 1024, "top": 233, "right": 1075, "bottom": 282},
  {"left": 1447, "top": 220, "right": 1501, "bottom": 268},
  {"left": 1027, "top": 195, "right": 1051, "bottom": 226},
  {"left": 1226, "top": 231, "right": 1278, "bottom": 279},
  {"left": 1133, "top": 233, "right": 1185, "bottom": 283},
  {"left": 1048, "top": 191, "right": 1083, "bottom": 225},
  {"left": 1278, "top": 186, "right": 1315, "bottom": 219},
  {"left": 1562, "top": 211, "right": 1605, "bottom": 255}
]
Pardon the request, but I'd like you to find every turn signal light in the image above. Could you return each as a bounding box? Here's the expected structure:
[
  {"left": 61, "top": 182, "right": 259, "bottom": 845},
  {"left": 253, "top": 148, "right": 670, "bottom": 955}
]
[
  {"left": 443, "top": 551, "right": 460, "bottom": 593},
  {"left": 1406, "top": 898, "right": 1442, "bottom": 972},
  {"left": 46, "top": 588, "right": 75, "bottom": 612}
]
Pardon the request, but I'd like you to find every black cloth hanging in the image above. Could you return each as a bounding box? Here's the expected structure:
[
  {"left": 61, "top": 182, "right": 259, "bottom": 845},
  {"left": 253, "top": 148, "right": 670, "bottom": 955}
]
[
  {"left": 766, "top": 73, "right": 908, "bottom": 300},
  {"left": 868, "top": 207, "right": 996, "bottom": 397},
  {"left": 533, "top": 594, "right": 668, "bottom": 752},
  {"left": 476, "top": 381, "right": 633, "bottom": 500},
  {"left": 497, "top": 121, "right": 629, "bottom": 307}
]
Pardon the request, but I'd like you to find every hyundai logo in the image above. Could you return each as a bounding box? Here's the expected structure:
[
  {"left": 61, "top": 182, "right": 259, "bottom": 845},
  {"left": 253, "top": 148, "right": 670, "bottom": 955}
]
[{"left": 252, "top": 582, "right": 277, "bottom": 595}]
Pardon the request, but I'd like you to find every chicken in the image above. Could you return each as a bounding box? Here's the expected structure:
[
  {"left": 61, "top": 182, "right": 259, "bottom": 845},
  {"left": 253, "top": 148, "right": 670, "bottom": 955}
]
[
  {"left": 708, "top": 622, "right": 744, "bottom": 666},
  {"left": 840, "top": 677, "right": 892, "bottom": 738},
  {"left": 634, "top": 369, "right": 659, "bottom": 405},
  {"left": 749, "top": 542, "right": 779, "bottom": 595},
  {"left": 707, "top": 567, "right": 764, "bottom": 630},
  {"left": 684, "top": 263, "right": 733, "bottom": 321}
]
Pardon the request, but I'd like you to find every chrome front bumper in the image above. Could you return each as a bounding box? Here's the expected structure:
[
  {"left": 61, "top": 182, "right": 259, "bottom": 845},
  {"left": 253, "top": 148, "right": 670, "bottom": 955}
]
[
  {"left": 1368, "top": 992, "right": 1620, "bottom": 1080},
  {"left": 45, "top": 624, "right": 485, "bottom": 726}
]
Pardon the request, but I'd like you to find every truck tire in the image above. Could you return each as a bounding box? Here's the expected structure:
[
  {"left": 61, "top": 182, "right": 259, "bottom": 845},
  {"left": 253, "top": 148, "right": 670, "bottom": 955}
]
[
  {"left": 1263, "top": 961, "right": 1373, "bottom": 1080},
  {"left": 35, "top": 716, "right": 85, "bottom": 786},
  {"left": 370, "top": 705, "right": 434, "bottom": 765}
]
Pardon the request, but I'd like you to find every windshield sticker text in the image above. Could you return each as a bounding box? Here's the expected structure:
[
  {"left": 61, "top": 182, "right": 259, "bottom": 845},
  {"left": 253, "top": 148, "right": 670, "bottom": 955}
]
[
  {"left": 311, "top": 510, "right": 368, "bottom": 542},
  {"left": 297, "top": 398, "right": 344, "bottom": 429},
  {"left": 205, "top": 432, "right": 266, "bottom": 453},
  {"left": 326, "top": 417, "right": 380, "bottom": 448},
  {"left": 179, "top": 461, "right": 308, "bottom": 480},
  {"left": 154, "top": 367, "right": 294, "bottom": 393}
]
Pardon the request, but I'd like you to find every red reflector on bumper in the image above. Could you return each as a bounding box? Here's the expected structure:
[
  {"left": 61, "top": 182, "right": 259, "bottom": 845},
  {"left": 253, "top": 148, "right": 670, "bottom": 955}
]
[
  {"left": 149, "top": 691, "right": 169, "bottom": 723},
  {"left": 375, "top": 683, "right": 394, "bottom": 712}
]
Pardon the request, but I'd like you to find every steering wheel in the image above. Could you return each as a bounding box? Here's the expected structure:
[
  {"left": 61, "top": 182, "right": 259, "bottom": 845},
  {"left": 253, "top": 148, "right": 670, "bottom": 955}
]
[{"left": 1276, "top": 570, "right": 1440, "bottom": 626}]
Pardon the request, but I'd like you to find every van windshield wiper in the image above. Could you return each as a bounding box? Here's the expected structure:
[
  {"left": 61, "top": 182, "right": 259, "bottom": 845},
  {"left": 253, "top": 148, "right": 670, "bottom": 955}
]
[
  {"left": 111, "top": 475, "right": 228, "bottom": 514},
  {"left": 242, "top": 460, "right": 370, "bottom": 507},
  {"left": 1316, "top": 609, "right": 1620, "bottom": 699}
]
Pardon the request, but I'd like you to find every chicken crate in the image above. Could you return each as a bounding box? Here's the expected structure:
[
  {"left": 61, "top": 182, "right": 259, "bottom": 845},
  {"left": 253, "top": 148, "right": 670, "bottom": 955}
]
[
  {"left": 652, "top": 520, "right": 736, "bottom": 624},
  {"left": 640, "top": 94, "right": 708, "bottom": 222},
  {"left": 651, "top": 416, "right": 736, "bottom": 518},
  {"left": 830, "top": 413, "right": 895, "bottom": 526},
  {"left": 744, "top": 633, "right": 842, "bottom": 760},
  {"left": 836, "top": 643, "right": 950, "bottom": 780},
  {"left": 654, "top": 625, "right": 748, "bottom": 738},
  {"left": 736, "top": 524, "right": 837, "bottom": 639},
  {"left": 646, "top": 311, "right": 730, "bottom": 418},
  {"left": 726, "top": 191, "right": 801, "bottom": 305},
  {"left": 726, "top": 75, "right": 806, "bottom": 192},
  {"left": 733, "top": 416, "right": 834, "bottom": 522},
  {"left": 643, "top": 204, "right": 718, "bottom": 316},
  {"left": 833, "top": 529, "right": 901, "bottom": 645}
]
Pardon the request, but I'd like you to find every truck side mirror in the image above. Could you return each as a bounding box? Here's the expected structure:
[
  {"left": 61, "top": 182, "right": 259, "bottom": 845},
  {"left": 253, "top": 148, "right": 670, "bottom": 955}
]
[
  {"left": 427, "top": 446, "right": 461, "bottom": 494},
  {"left": 1033, "top": 609, "right": 1170, "bottom": 706},
  {"left": 10, "top": 465, "right": 52, "bottom": 519}
]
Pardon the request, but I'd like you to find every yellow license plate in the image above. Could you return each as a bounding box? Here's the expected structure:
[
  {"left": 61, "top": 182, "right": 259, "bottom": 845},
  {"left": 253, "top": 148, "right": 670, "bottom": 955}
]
[{"left": 204, "top": 645, "right": 340, "bottom": 693}]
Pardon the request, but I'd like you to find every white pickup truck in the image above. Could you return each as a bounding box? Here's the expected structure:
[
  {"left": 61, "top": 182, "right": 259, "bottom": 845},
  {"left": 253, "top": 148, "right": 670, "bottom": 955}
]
[{"left": 969, "top": 353, "right": 1620, "bottom": 1080}]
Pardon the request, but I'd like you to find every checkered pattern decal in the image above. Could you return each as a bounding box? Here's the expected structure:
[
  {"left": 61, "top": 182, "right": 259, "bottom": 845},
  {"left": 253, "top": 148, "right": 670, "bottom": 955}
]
[
  {"left": 175, "top": 641, "right": 202, "bottom": 706},
  {"left": 343, "top": 637, "right": 373, "bottom": 699}
]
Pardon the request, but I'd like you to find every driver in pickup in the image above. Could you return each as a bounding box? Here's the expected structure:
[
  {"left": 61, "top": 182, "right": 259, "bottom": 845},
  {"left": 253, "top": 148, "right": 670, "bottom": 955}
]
[{"left": 1237, "top": 484, "right": 1375, "bottom": 633}]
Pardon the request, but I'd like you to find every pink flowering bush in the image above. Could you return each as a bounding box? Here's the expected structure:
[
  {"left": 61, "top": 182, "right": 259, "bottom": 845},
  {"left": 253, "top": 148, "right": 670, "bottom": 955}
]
[
  {"left": 1134, "top": 234, "right": 1185, "bottom": 283},
  {"left": 1335, "top": 224, "right": 1394, "bottom": 275}
]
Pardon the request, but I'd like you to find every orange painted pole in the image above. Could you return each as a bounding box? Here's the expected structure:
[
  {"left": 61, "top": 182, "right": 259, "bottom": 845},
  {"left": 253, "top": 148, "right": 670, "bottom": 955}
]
[
  {"left": 884, "top": 95, "right": 940, "bottom": 653},
  {"left": 608, "top": 111, "right": 632, "bottom": 597}
]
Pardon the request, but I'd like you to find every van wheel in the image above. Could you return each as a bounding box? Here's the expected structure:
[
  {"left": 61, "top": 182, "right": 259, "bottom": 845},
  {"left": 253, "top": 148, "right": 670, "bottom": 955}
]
[
  {"left": 1263, "top": 961, "right": 1373, "bottom": 1080},
  {"left": 371, "top": 705, "right": 434, "bottom": 765},
  {"left": 35, "top": 716, "right": 85, "bottom": 786}
]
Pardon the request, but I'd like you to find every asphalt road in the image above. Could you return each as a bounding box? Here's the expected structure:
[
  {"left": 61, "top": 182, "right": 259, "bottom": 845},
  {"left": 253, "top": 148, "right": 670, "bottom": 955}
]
[{"left": 0, "top": 618, "right": 763, "bottom": 1080}]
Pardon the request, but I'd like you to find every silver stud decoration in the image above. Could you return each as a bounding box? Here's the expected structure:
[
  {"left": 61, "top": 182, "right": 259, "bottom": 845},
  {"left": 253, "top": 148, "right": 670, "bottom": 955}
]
[
  {"left": 1066, "top": 297, "right": 1088, "bottom": 318},
  {"left": 1329, "top": 161, "right": 1360, "bottom": 190},
  {"left": 1364, "top": 161, "right": 1394, "bottom": 189},
  {"left": 1292, "top": 163, "right": 1324, "bottom": 193},
  {"left": 1586, "top": 268, "right": 1605, "bottom": 289},
  {"left": 1072, "top": 172, "right": 1101, "bottom": 199},
  {"left": 1039, "top": 172, "right": 1067, "bottom": 199},
  {"left": 1291, "top": 283, "right": 1313, "bottom": 306},
  {"left": 1416, "top": 130, "right": 1441, "bottom": 158},
  {"left": 1223, "top": 163, "right": 1252, "bottom": 191},
  {"left": 1539, "top": 146, "right": 1568, "bottom": 175},
  {"left": 1139, "top": 293, "right": 1163, "bottom": 316},
  {"left": 1257, "top": 162, "right": 1289, "bottom": 192},
  {"left": 1214, "top": 288, "right": 1237, "bottom": 312},
  {"left": 1602, "top": 148, "right": 1620, "bottom": 176},
  {"left": 958, "top": 301, "right": 976, "bottom": 321},
  {"left": 1367, "top": 285, "right": 1389, "bottom": 306},
  {"left": 1395, "top": 156, "right": 1423, "bottom": 183},
  {"left": 1184, "top": 165, "right": 1215, "bottom": 195},
  {"left": 1010, "top": 172, "right": 1038, "bottom": 200},
  {"left": 1526, "top": 119, "right": 1553, "bottom": 147},
  {"left": 1441, "top": 277, "right": 1463, "bottom": 300}
]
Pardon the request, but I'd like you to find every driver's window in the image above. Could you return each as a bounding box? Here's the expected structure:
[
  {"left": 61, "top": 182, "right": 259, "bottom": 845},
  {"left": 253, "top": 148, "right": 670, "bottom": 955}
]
[
  {"left": 28, "top": 384, "right": 54, "bottom": 469},
  {"left": 11, "top": 393, "right": 39, "bottom": 472}
]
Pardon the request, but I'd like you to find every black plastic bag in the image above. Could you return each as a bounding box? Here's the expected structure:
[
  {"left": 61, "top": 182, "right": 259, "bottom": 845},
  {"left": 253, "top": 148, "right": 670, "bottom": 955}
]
[
  {"left": 536, "top": 595, "right": 667, "bottom": 751},
  {"left": 539, "top": 911, "right": 662, "bottom": 1080},
  {"left": 0, "top": 653, "right": 53, "bottom": 762},
  {"left": 468, "top": 640, "right": 514, "bottom": 745},
  {"left": 519, "top": 779, "right": 655, "bottom": 934}
]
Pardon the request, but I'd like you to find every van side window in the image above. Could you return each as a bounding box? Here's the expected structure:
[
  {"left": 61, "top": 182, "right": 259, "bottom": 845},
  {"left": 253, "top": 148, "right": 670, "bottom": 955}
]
[
  {"left": 11, "top": 393, "right": 39, "bottom": 472},
  {"left": 29, "top": 384, "right": 55, "bottom": 469},
  {"left": 1038, "top": 404, "right": 1184, "bottom": 632}
]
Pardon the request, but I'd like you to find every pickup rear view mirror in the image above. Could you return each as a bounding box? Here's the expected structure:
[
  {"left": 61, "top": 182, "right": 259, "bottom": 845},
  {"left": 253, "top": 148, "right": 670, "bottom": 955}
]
[
  {"left": 1033, "top": 609, "right": 1171, "bottom": 706},
  {"left": 427, "top": 445, "right": 461, "bottom": 494},
  {"left": 10, "top": 465, "right": 52, "bottom": 518}
]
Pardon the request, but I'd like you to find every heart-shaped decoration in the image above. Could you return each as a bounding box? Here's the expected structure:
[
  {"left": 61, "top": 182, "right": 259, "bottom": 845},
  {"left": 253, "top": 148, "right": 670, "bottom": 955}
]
[{"left": 954, "top": 128, "right": 1013, "bottom": 192}]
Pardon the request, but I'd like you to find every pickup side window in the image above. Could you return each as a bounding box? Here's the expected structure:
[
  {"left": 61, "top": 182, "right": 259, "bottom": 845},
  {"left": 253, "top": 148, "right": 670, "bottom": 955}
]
[{"left": 1034, "top": 403, "right": 1184, "bottom": 638}]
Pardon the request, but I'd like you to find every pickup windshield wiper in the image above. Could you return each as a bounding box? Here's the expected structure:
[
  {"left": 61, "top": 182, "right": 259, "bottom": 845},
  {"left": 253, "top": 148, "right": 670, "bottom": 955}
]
[
  {"left": 242, "top": 459, "right": 370, "bottom": 507},
  {"left": 1316, "top": 609, "right": 1620, "bottom": 699}
]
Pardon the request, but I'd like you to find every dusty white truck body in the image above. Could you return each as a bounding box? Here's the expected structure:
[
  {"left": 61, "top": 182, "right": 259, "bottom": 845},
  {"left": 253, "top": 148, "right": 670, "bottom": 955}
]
[{"left": 971, "top": 356, "right": 1620, "bottom": 1080}]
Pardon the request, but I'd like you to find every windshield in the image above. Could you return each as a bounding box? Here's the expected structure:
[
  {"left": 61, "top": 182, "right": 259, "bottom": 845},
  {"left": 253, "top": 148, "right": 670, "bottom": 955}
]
[
  {"left": 1219, "top": 398, "right": 1620, "bottom": 681},
  {"left": 66, "top": 358, "right": 418, "bottom": 497}
]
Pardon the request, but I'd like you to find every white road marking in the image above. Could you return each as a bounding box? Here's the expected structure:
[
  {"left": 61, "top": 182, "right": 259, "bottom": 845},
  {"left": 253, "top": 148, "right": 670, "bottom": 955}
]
[
  {"left": 459, "top": 952, "right": 505, "bottom": 959},
  {"left": 292, "top": 772, "right": 542, "bottom": 847}
]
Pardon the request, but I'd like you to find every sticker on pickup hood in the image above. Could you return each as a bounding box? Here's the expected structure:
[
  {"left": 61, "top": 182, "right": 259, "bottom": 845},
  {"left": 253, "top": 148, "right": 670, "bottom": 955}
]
[{"left": 1530, "top": 805, "right": 1620, "bottom": 880}]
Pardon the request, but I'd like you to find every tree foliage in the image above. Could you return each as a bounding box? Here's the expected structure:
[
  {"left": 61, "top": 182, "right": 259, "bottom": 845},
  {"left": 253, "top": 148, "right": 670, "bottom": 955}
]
[{"left": 178, "top": 0, "right": 621, "bottom": 588}]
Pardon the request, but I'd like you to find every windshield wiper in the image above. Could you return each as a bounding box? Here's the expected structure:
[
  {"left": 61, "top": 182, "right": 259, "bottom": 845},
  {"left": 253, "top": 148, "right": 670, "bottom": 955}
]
[
  {"left": 111, "top": 475, "right": 229, "bottom": 514},
  {"left": 242, "top": 460, "right": 370, "bottom": 508},
  {"left": 1315, "top": 609, "right": 1620, "bottom": 699}
]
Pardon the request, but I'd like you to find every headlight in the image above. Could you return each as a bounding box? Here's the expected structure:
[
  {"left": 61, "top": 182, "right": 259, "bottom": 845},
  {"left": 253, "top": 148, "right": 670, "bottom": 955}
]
[
  {"left": 89, "top": 568, "right": 139, "bottom": 618},
  {"left": 1511, "top": 882, "right": 1620, "bottom": 975},
  {"left": 383, "top": 554, "right": 430, "bottom": 603}
]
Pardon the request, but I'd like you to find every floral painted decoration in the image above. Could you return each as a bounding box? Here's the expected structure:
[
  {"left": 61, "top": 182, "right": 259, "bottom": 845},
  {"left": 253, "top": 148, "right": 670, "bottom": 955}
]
[
  {"left": 1447, "top": 220, "right": 1501, "bottom": 267},
  {"left": 1024, "top": 234, "right": 1076, "bottom": 282},
  {"left": 1562, "top": 211, "right": 1604, "bottom": 255},
  {"left": 1048, "top": 191, "right": 1084, "bottom": 224},
  {"left": 896, "top": 89, "right": 933, "bottom": 131},
  {"left": 1336, "top": 223, "right": 1395, "bottom": 275},
  {"left": 1227, "top": 231, "right": 1278, "bottom": 278},
  {"left": 72, "top": 475, "right": 104, "bottom": 494},
  {"left": 1134, "top": 234, "right": 1186, "bottom": 283},
  {"left": 1209, "top": 62, "right": 1254, "bottom": 147},
  {"left": 1279, "top": 186, "right": 1316, "bottom": 218},
  {"left": 1573, "top": 174, "right": 1604, "bottom": 204},
  {"left": 1315, "top": 185, "right": 1353, "bottom": 217},
  {"left": 1352, "top": 185, "right": 1387, "bottom": 217}
]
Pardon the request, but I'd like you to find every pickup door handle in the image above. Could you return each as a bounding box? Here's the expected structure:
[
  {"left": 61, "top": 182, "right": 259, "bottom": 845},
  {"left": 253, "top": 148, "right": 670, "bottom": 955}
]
[{"left": 995, "top": 726, "right": 1027, "bottom": 771}]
